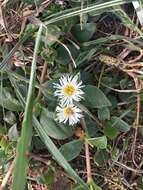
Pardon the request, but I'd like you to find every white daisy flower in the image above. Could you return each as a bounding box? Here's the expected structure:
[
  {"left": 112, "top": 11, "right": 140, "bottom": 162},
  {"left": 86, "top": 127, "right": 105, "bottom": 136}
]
[
  {"left": 56, "top": 105, "right": 83, "bottom": 126},
  {"left": 53, "top": 75, "right": 84, "bottom": 106}
]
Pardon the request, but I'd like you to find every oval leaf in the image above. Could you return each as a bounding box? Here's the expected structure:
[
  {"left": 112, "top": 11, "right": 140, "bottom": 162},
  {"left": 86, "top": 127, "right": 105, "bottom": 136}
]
[
  {"left": 0, "top": 87, "right": 22, "bottom": 111},
  {"left": 71, "top": 23, "right": 96, "bottom": 42},
  {"left": 98, "top": 107, "right": 110, "bottom": 120},
  {"left": 111, "top": 116, "right": 130, "bottom": 133},
  {"left": 104, "top": 123, "right": 119, "bottom": 140},
  {"left": 59, "top": 139, "right": 84, "bottom": 161},
  {"left": 88, "top": 136, "right": 107, "bottom": 149},
  {"left": 56, "top": 44, "right": 79, "bottom": 65},
  {"left": 83, "top": 85, "right": 111, "bottom": 108}
]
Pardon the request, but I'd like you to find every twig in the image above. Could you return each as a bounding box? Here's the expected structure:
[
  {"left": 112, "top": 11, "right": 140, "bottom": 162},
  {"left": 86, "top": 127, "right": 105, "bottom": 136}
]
[
  {"left": 131, "top": 77, "right": 141, "bottom": 167},
  {"left": 0, "top": 159, "right": 15, "bottom": 190},
  {"left": 124, "top": 70, "right": 142, "bottom": 167},
  {"left": 114, "top": 161, "right": 143, "bottom": 174},
  {"left": 101, "top": 81, "right": 138, "bottom": 93},
  {"left": 118, "top": 48, "right": 131, "bottom": 59},
  {"left": 128, "top": 52, "right": 143, "bottom": 63},
  {"left": 80, "top": 118, "right": 92, "bottom": 182}
]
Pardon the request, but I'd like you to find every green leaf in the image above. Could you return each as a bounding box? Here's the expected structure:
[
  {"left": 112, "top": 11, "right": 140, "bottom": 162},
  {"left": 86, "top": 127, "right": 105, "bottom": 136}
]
[
  {"left": 83, "top": 85, "right": 111, "bottom": 108},
  {"left": 0, "top": 87, "right": 22, "bottom": 111},
  {"left": 56, "top": 44, "right": 79, "bottom": 65},
  {"left": 40, "top": 108, "right": 73, "bottom": 139},
  {"left": 85, "top": 116, "right": 99, "bottom": 137},
  {"left": 71, "top": 23, "right": 96, "bottom": 42},
  {"left": 111, "top": 116, "right": 130, "bottom": 133},
  {"left": 59, "top": 140, "right": 84, "bottom": 161},
  {"left": 94, "top": 150, "right": 109, "bottom": 166},
  {"left": 104, "top": 123, "right": 119, "bottom": 140},
  {"left": 87, "top": 136, "right": 107, "bottom": 149},
  {"left": 33, "top": 116, "right": 89, "bottom": 190},
  {"left": 98, "top": 107, "right": 110, "bottom": 120}
]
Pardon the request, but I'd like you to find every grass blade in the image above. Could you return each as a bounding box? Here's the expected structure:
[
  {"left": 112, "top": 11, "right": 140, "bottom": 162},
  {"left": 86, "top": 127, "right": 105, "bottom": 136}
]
[
  {"left": 44, "top": 0, "right": 132, "bottom": 25},
  {"left": 12, "top": 25, "right": 43, "bottom": 190}
]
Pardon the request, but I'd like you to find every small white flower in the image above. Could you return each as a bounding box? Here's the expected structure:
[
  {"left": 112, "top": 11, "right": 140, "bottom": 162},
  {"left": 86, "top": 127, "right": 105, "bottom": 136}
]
[
  {"left": 53, "top": 75, "right": 84, "bottom": 106},
  {"left": 56, "top": 105, "right": 83, "bottom": 126}
]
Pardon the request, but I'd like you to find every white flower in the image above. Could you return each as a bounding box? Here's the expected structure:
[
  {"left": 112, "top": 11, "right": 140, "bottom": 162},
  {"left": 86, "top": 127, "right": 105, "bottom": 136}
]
[
  {"left": 53, "top": 75, "right": 84, "bottom": 106},
  {"left": 56, "top": 105, "right": 83, "bottom": 126}
]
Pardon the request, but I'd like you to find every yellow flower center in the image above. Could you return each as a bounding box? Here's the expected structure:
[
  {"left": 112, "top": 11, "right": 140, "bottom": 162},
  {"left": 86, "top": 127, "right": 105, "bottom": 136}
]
[
  {"left": 64, "top": 107, "right": 75, "bottom": 117},
  {"left": 63, "top": 84, "right": 76, "bottom": 96}
]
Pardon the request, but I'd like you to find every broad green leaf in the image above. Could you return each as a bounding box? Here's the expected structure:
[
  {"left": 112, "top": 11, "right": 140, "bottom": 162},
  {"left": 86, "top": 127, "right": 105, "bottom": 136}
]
[
  {"left": 80, "top": 71, "right": 95, "bottom": 85},
  {"left": 71, "top": 23, "right": 96, "bottom": 42},
  {"left": 87, "top": 136, "right": 107, "bottom": 149},
  {"left": 59, "top": 139, "right": 84, "bottom": 161},
  {"left": 76, "top": 102, "right": 100, "bottom": 123},
  {"left": 104, "top": 123, "right": 119, "bottom": 140},
  {"left": 83, "top": 85, "right": 111, "bottom": 108},
  {"left": 111, "top": 116, "right": 130, "bottom": 132},
  {"left": 0, "top": 87, "right": 22, "bottom": 111},
  {"left": 98, "top": 107, "right": 110, "bottom": 120},
  {"left": 94, "top": 150, "right": 109, "bottom": 166},
  {"left": 85, "top": 116, "right": 99, "bottom": 137},
  {"left": 40, "top": 108, "right": 73, "bottom": 139},
  {"left": 33, "top": 116, "right": 89, "bottom": 190},
  {"left": 56, "top": 44, "right": 79, "bottom": 65}
]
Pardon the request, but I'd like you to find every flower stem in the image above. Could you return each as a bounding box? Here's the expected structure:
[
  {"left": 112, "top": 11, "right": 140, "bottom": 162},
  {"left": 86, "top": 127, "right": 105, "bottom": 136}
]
[{"left": 80, "top": 118, "right": 92, "bottom": 182}]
